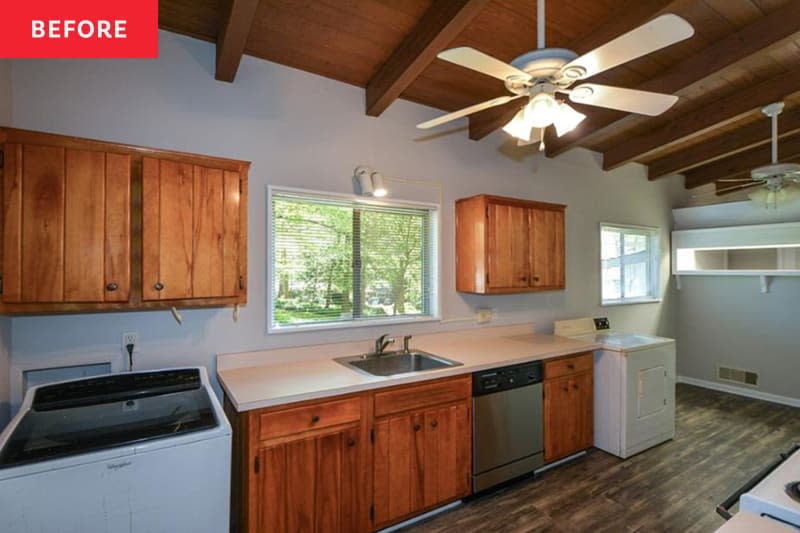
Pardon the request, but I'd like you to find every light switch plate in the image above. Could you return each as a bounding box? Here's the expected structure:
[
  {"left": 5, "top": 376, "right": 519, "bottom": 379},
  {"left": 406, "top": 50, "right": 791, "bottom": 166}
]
[{"left": 476, "top": 309, "right": 493, "bottom": 324}]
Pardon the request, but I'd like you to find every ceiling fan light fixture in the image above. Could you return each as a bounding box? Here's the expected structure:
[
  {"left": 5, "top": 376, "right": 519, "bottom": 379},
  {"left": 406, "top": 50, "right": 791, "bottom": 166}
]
[
  {"left": 502, "top": 108, "right": 534, "bottom": 141},
  {"left": 553, "top": 102, "right": 586, "bottom": 137},
  {"left": 526, "top": 92, "right": 559, "bottom": 128}
]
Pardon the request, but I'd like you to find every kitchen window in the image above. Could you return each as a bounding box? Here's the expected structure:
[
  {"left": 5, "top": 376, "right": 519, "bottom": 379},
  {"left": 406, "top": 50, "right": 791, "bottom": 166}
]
[
  {"left": 600, "top": 224, "right": 660, "bottom": 305},
  {"left": 269, "top": 188, "right": 438, "bottom": 331}
]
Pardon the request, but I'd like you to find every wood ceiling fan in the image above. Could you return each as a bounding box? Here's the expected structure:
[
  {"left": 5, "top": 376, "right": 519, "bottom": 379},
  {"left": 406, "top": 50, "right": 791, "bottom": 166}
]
[
  {"left": 717, "top": 102, "right": 800, "bottom": 208},
  {"left": 417, "top": 0, "right": 694, "bottom": 148}
]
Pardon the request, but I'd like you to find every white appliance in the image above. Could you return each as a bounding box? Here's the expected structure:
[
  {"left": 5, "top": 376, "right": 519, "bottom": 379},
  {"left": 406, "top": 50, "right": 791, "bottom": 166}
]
[
  {"left": 0, "top": 367, "right": 231, "bottom": 533},
  {"left": 554, "top": 317, "right": 676, "bottom": 458},
  {"left": 718, "top": 444, "right": 800, "bottom": 528}
]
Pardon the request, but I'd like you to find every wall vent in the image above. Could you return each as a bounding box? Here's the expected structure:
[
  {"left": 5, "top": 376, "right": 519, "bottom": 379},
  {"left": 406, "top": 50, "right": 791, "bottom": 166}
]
[{"left": 717, "top": 365, "right": 759, "bottom": 387}]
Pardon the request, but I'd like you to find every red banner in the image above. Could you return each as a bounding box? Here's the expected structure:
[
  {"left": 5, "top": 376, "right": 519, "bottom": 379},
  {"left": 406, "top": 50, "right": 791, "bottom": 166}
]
[{"left": 0, "top": 0, "right": 158, "bottom": 58}]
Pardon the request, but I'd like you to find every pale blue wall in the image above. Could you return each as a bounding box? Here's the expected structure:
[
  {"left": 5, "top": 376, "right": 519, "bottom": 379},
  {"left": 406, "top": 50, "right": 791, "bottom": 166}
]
[{"left": 5, "top": 31, "right": 683, "bottom": 415}]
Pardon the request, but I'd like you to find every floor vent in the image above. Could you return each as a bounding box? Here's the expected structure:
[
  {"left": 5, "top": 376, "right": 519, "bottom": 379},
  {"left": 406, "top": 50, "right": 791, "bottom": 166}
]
[{"left": 717, "top": 365, "right": 759, "bottom": 387}]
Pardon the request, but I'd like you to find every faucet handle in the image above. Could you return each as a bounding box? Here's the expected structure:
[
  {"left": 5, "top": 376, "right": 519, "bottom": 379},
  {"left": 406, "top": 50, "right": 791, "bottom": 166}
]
[{"left": 403, "top": 335, "right": 412, "bottom": 352}]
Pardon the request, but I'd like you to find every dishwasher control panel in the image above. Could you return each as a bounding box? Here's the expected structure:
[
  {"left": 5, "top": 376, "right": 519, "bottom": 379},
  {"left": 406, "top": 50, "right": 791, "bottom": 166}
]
[{"left": 473, "top": 360, "right": 543, "bottom": 397}]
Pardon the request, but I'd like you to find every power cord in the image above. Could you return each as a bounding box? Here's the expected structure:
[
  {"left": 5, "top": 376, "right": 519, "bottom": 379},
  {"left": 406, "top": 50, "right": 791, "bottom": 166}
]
[{"left": 126, "top": 343, "right": 135, "bottom": 372}]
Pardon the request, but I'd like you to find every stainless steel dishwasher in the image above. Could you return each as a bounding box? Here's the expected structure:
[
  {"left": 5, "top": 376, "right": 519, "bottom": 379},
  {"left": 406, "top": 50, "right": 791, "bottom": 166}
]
[{"left": 472, "top": 360, "right": 544, "bottom": 493}]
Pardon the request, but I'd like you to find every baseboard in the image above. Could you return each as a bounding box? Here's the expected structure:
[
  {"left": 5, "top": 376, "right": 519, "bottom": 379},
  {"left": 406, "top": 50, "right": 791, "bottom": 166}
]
[{"left": 677, "top": 375, "right": 800, "bottom": 408}]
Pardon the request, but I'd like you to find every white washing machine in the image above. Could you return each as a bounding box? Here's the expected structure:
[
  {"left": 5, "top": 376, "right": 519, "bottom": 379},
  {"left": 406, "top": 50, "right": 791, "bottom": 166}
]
[{"left": 554, "top": 317, "right": 676, "bottom": 459}]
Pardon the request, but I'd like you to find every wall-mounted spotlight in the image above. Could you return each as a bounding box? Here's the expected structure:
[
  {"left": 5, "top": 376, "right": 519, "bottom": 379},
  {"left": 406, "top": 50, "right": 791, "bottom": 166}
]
[{"left": 354, "top": 166, "right": 388, "bottom": 197}]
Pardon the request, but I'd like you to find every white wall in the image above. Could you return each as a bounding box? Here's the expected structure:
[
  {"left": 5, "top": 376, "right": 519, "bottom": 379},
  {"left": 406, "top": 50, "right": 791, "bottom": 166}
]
[
  {"left": 673, "top": 201, "right": 800, "bottom": 399},
  {"left": 4, "top": 31, "right": 683, "bottom": 413}
]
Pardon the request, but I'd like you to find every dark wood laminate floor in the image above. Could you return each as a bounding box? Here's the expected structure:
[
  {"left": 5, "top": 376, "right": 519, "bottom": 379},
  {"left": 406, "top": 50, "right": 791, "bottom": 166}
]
[{"left": 400, "top": 384, "right": 800, "bottom": 533}]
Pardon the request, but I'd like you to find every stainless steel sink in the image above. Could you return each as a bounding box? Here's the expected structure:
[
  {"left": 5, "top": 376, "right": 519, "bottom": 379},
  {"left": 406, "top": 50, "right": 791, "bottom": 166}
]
[{"left": 335, "top": 350, "right": 462, "bottom": 377}]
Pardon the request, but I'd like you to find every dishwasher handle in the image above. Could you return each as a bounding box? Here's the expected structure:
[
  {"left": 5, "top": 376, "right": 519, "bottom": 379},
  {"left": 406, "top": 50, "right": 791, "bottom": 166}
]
[{"left": 716, "top": 443, "right": 799, "bottom": 520}]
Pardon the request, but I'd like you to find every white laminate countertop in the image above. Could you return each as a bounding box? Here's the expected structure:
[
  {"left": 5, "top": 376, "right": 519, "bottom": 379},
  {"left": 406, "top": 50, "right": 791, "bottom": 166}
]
[{"left": 217, "top": 324, "right": 600, "bottom": 412}]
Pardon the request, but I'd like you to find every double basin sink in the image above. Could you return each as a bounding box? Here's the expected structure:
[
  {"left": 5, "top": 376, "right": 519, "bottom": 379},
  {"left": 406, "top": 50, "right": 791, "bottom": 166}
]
[{"left": 335, "top": 350, "right": 462, "bottom": 377}]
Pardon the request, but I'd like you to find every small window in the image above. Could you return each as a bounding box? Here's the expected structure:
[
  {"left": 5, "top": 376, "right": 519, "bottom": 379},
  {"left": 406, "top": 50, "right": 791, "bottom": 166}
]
[
  {"left": 270, "top": 189, "right": 438, "bottom": 331},
  {"left": 600, "top": 224, "right": 660, "bottom": 305}
]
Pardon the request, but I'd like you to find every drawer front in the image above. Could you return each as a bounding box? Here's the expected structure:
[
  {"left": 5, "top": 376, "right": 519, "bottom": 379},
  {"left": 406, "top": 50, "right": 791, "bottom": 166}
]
[
  {"left": 374, "top": 376, "right": 471, "bottom": 418},
  {"left": 259, "top": 397, "right": 361, "bottom": 441},
  {"left": 545, "top": 352, "right": 593, "bottom": 379}
]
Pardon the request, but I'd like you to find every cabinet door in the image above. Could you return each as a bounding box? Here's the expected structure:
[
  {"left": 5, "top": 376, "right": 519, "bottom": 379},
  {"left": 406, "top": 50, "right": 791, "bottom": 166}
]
[
  {"left": 544, "top": 374, "right": 593, "bottom": 462},
  {"left": 373, "top": 413, "right": 424, "bottom": 527},
  {"left": 529, "top": 207, "right": 565, "bottom": 289},
  {"left": 2, "top": 143, "right": 130, "bottom": 303},
  {"left": 423, "top": 403, "right": 471, "bottom": 508},
  {"left": 487, "top": 203, "right": 529, "bottom": 289},
  {"left": 573, "top": 372, "right": 594, "bottom": 452},
  {"left": 142, "top": 157, "right": 243, "bottom": 300},
  {"left": 258, "top": 426, "right": 362, "bottom": 533}
]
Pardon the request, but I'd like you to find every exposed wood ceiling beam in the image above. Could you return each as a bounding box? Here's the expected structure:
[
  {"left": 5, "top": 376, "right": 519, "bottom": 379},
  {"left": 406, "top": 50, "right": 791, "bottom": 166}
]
[
  {"left": 683, "top": 133, "right": 800, "bottom": 188},
  {"left": 648, "top": 107, "right": 800, "bottom": 180},
  {"left": 603, "top": 72, "right": 800, "bottom": 171},
  {"left": 467, "top": 0, "right": 687, "bottom": 141},
  {"left": 548, "top": 1, "right": 800, "bottom": 158},
  {"left": 365, "top": 0, "right": 490, "bottom": 117},
  {"left": 215, "top": 0, "right": 261, "bottom": 82}
]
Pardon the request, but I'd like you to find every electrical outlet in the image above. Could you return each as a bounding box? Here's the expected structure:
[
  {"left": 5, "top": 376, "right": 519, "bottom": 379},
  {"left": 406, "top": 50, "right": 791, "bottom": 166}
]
[
  {"left": 122, "top": 332, "right": 138, "bottom": 353},
  {"left": 476, "top": 309, "right": 493, "bottom": 324}
]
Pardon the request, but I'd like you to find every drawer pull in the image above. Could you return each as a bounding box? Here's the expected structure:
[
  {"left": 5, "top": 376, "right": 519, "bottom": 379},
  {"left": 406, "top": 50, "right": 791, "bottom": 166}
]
[
  {"left": 573, "top": 384, "right": 579, "bottom": 390},
  {"left": 567, "top": 363, "right": 575, "bottom": 370},
  {"left": 562, "top": 386, "right": 569, "bottom": 392},
  {"left": 311, "top": 415, "right": 320, "bottom": 424},
  {"left": 154, "top": 282, "right": 164, "bottom": 291},
  {"left": 106, "top": 282, "right": 118, "bottom": 292},
  {"left": 347, "top": 438, "right": 356, "bottom": 447},
  {"left": 413, "top": 423, "right": 421, "bottom": 432},
  {"left": 431, "top": 420, "right": 438, "bottom": 428}
]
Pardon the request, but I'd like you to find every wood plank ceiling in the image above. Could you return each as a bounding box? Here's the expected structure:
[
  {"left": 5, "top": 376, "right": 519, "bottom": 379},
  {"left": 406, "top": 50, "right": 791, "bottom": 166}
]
[{"left": 159, "top": 0, "right": 800, "bottom": 198}]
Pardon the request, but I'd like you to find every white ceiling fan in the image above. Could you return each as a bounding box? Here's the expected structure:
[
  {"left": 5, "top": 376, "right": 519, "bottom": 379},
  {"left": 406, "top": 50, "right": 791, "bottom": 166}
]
[
  {"left": 716, "top": 102, "right": 800, "bottom": 209},
  {"left": 416, "top": 0, "right": 694, "bottom": 148}
]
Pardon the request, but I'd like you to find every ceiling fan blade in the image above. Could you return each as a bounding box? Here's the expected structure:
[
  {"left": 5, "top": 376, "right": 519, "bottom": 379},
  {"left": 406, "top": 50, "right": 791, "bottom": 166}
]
[
  {"left": 437, "top": 47, "right": 531, "bottom": 82},
  {"left": 560, "top": 14, "right": 694, "bottom": 80},
  {"left": 717, "top": 178, "right": 757, "bottom": 182},
  {"left": 567, "top": 84, "right": 678, "bottom": 116},
  {"left": 416, "top": 95, "right": 524, "bottom": 129}
]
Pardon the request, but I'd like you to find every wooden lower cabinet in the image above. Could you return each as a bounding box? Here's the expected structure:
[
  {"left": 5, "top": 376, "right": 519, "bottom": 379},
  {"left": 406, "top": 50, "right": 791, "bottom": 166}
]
[
  {"left": 372, "top": 402, "right": 471, "bottom": 528},
  {"left": 228, "top": 376, "right": 471, "bottom": 533},
  {"left": 258, "top": 426, "right": 362, "bottom": 532},
  {"left": 543, "top": 353, "right": 594, "bottom": 463}
]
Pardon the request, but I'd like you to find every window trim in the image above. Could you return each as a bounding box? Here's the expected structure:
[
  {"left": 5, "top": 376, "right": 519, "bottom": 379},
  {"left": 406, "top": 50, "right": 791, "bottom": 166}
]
[
  {"left": 599, "top": 222, "right": 661, "bottom": 306},
  {"left": 267, "top": 185, "right": 441, "bottom": 334}
]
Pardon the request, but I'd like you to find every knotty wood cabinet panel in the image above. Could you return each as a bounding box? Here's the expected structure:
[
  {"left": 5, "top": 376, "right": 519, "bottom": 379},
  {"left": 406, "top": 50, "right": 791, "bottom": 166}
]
[
  {"left": 487, "top": 203, "right": 529, "bottom": 289},
  {"left": 257, "top": 426, "right": 361, "bottom": 533},
  {"left": 142, "top": 157, "right": 245, "bottom": 302},
  {"left": 544, "top": 354, "right": 593, "bottom": 463},
  {"left": 529, "top": 207, "right": 565, "bottom": 289},
  {"left": 2, "top": 143, "right": 130, "bottom": 304},
  {"left": 456, "top": 194, "right": 566, "bottom": 294}
]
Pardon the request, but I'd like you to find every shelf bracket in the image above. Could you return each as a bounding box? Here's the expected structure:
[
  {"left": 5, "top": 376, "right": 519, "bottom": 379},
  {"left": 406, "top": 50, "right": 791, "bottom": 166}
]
[
  {"left": 674, "top": 275, "right": 682, "bottom": 291},
  {"left": 760, "top": 275, "right": 771, "bottom": 294}
]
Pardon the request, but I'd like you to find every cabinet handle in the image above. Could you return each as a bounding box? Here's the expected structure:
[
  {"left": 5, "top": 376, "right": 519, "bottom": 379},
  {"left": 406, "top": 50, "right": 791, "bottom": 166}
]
[
  {"left": 154, "top": 282, "right": 164, "bottom": 291},
  {"left": 562, "top": 386, "right": 569, "bottom": 392},
  {"left": 311, "top": 415, "right": 320, "bottom": 424},
  {"left": 567, "top": 363, "right": 575, "bottom": 370},
  {"left": 573, "top": 384, "right": 579, "bottom": 390},
  {"left": 105, "top": 282, "right": 118, "bottom": 292},
  {"left": 413, "top": 423, "right": 421, "bottom": 432},
  {"left": 533, "top": 276, "right": 540, "bottom": 282},
  {"left": 347, "top": 438, "right": 356, "bottom": 447},
  {"left": 520, "top": 276, "right": 527, "bottom": 282},
  {"left": 431, "top": 420, "right": 438, "bottom": 428}
]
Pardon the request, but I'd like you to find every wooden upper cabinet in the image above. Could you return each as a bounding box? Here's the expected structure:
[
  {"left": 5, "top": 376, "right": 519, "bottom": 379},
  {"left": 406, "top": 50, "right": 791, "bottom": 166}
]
[
  {"left": 456, "top": 194, "right": 565, "bottom": 294},
  {"left": 0, "top": 127, "right": 248, "bottom": 314},
  {"left": 142, "top": 157, "right": 246, "bottom": 302},
  {"left": 2, "top": 143, "right": 130, "bottom": 304}
]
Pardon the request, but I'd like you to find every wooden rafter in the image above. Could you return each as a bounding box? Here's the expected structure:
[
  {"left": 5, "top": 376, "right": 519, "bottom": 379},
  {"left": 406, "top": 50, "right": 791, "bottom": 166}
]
[
  {"left": 683, "top": 133, "right": 800, "bottom": 189},
  {"left": 603, "top": 72, "right": 800, "bottom": 171},
  {"left": 215, "top": 0, "right": 261, "bottom": 82},
  {"left": 548, "top": 1, "right": 800, "bottom": 158},
  {"left": 467, "top": 0, "right": 686, "bottom": 142},
  {"left": 648, "top": 106, "right": 800, "bottom": 180},
  {"left": 365, "top": 0, "right": 490, "bottom": 117}
]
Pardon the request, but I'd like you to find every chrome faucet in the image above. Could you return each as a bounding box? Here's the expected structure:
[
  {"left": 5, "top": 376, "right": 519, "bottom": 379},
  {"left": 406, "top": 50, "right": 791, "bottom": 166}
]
[{"left": 374, "top": 333, "right": 395, "bottom": 356}]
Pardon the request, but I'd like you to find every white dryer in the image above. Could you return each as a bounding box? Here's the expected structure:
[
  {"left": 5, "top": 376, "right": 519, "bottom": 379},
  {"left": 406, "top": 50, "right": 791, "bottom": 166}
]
[{"left": 554, "top": 317, "right": 676, "bottom": 459}]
